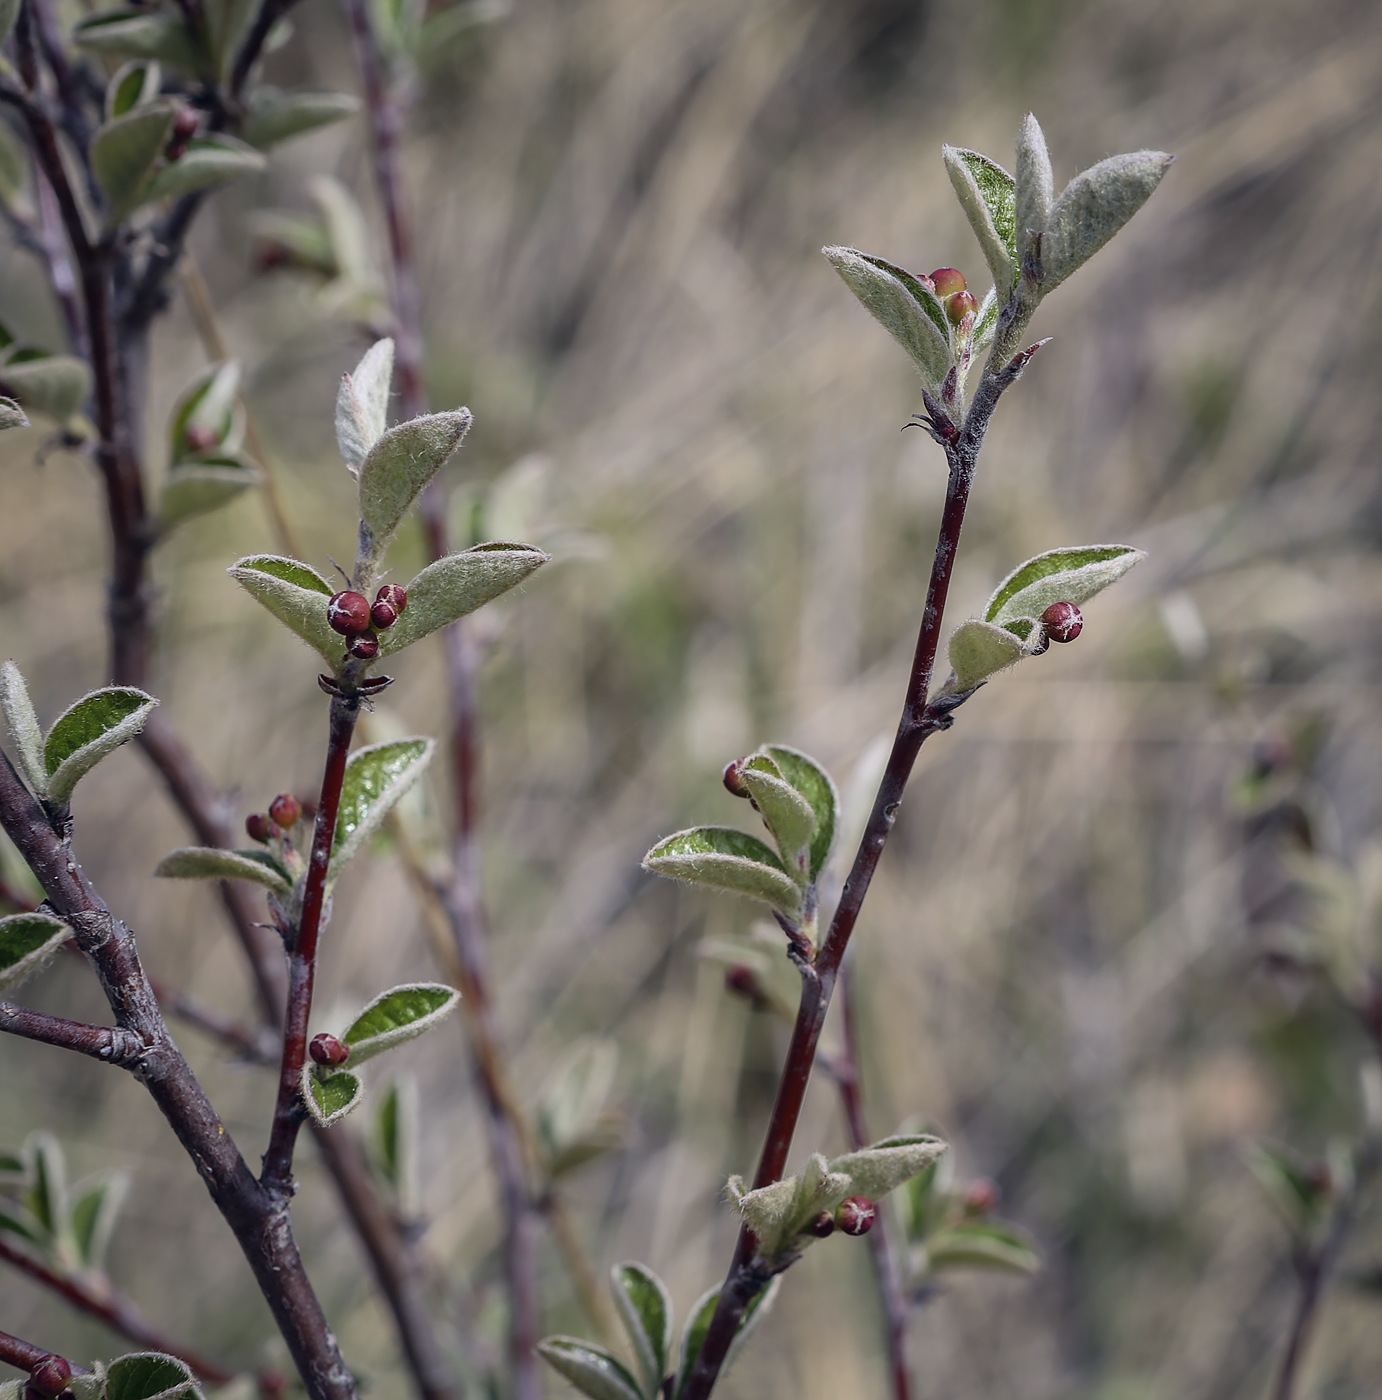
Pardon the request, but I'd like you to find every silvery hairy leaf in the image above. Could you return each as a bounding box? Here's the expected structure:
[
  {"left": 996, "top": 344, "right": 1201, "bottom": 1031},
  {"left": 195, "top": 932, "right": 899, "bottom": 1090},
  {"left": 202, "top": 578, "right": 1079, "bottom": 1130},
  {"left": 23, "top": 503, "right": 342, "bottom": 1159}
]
[
  {"left": 242, "top": 88, "right": 360, "bottom": 150},
  {"left": 925, "top": 1219, "right": 1040, "bottom": 1275},
  {"left": 0, "top": 396, "right": 28, "bottom": 430},
  {"left": 73, "top": 11, "right": 205, "bottom": 73},
  {"left": 536, "top": 1339, "right": 643, "bottom": 1400},
  {"left": 67, "top": 1170, "right": 129, "bottom": 1273},
  {"left": 643, "top": 827, "right": 803, "bottom": 920},
  {"left": 328, "top": 738, "right": 435, "bottom": 882},
  {"left": 1040, "top": 150, "right": 1174, "bottom": 294},
  {"left": 761, "top": 744, "right": 838, "bottom": 882},
  {"left": 822, "top": 246, "right": 950, "bottom": 390},
  {"left": 301, "top": 1067, "right": 364, "bottom": 1127},
  {"left": 44, "top": 687, "right": 158, "bottom": 808},
  {"left": 136, "top": 136, "right": 265, "bottom": 206},
  {"left": 945, "top": 618, "right": 1026, "bottom": 693},
  {"left": 0, "top": 912, "right": 71, "bottom": 994},
  {"left": 612, "top": 1261, "right": 673, "bottom": 1399},
  {"left": 228, "top": 555, "right": 338, "bottom": 665},
  {"left": 336, "top": 338, "right": 394, "bottom": 474},
  {"left": 89, "top": 102, "right": 176, "bottom": 223},
  {"left": 829, "top": 1133, "right": 949, "bottom": 1201},
  {"left": 106, "top": 61, "right": 161, "bottom": 120},
  {"left": 672, "top": 1278, "right": 779, "bottom": 1400},
  {"left": 340, "top": 983, "right": 459, "bottom": 1068},
  {"left": 942, "top": 145, "right": 1016, "bottom": 296},
  {"left": 1014, "top": 113, "right": 1054, "bottom": 269},
  {"left": 0, "top": 660, "right": 47, "bottom": 797},
  {"left": 0, "top": 351, "right": 93, "bottom": 424},
  {"left": 985, "top": 543, "right": 1146, "bottom": 627},
  {"left": 739, "top": 755, "right": 816, "bottom": 884},
  {"left": 154, "top": 846, "right": 294, "bottom": 899}
]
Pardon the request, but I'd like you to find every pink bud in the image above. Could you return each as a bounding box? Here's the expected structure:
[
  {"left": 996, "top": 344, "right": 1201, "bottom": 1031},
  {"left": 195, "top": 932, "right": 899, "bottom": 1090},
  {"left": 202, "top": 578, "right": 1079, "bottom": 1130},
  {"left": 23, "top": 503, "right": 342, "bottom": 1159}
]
[
  {"left": 946, "top": 289, "right": 978, "bottom": 326},
  {"left": 723, "top": 759, "right": 750, "bottom": 797},
  {"left": 184, "top": 423, "right": 218, "bottom": 453},
  {"left": 835, "top": 1196, "right": 876, "bottom": 1236},
  {"left": 269, "top": 794, "right": 302, "bottom": 828},
  {"left": 245, "top": 813, "right": 278, "bottom": 844},
  {"left": 29, "top": 1357, "right": 71, "bottom": 1398},
  {"left": 963, "top": 1178, "right": 1000, "bottom": 1216},
  {"left": 928, "top": 267, "right": 966, "bottom": 297}
]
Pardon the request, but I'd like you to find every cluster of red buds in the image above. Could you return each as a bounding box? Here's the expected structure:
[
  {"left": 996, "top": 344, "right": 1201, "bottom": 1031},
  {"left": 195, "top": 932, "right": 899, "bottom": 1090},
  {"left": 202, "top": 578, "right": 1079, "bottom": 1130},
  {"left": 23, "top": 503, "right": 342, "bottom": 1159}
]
[
  {"left": 165, "top": 104, "right": 200, "bottom": 162},
  {"left": 808, "top": 1195, "right": 877, "bottom": 1239},
  {"left": 246, "top": 792, "right": 305, "bottom": 844},
  {"left": 27, "top": 1355, "right": 71, "bottom": 1400},
  {"left": 1029, "top": 600, "right": 1084, "bottom": 656},
  {"left": 327, "top": 583, "right": 408, "bottom": 660},
  {"left": 917, "top": 266, "right": 978, "bottom": 328}
]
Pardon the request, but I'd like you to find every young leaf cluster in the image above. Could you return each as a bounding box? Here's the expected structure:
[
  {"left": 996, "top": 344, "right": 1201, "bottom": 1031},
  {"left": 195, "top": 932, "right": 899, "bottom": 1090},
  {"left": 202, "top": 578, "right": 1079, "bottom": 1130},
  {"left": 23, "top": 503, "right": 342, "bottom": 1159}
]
[
  {"left": 0, "top": 1130, "right": 129, "bottom": 1278},
  {"left": 643, "top": 745, "right": 838, "bottom": 932},
  {"left": 155, "top": 738, "right": 436, "bottom": 913},
  {"left": 826, "top": 115, "right": 1172, "bottom": 407},
  {"left": 0, "top": 663, "right": 157, "bottom": 811},
  {"left": 157, "top": 361, "right": 258, "bottom": 533},
  {"left": 725, "top": 1133, "right": 947, "bottom": 1264},
  {"left": 0, "top": 319, "right": 91, "bottom": 431},
  {"left": 939, "top": 544, "right": 1145, "bottom": 696},
  {"left": 301, "top": 983, "right": 460, "bottom": 1128},
  {"left": 538, "top": 1261, "right": 779, "bottom": 1400}
]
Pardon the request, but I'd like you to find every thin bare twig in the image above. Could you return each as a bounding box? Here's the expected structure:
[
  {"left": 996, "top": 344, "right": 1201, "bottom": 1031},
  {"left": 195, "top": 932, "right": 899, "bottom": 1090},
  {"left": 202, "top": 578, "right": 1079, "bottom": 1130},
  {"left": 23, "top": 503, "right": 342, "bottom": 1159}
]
[
  {"left": 0, "top": 1329, "right": 85, "bottom": 1376},
  {"left": 0, "top": 1236, "right": 236, "bottom": 1385}
]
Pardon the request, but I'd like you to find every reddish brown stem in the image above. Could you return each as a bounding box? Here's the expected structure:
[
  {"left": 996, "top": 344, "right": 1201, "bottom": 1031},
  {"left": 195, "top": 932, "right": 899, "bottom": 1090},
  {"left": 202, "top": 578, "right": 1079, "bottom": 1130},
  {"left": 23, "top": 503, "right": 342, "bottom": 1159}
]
[
  {"left": 342, "top": 4, "right": 546, "bottom": 1394},
  {"left": 262, "top": 696, "right": 359, "bottom": 1195},
  {"left": 681, "top": 345, "right": 1040, "bottom": 1400},
  {"left": 0, "top": 1330, "right": 85, "bottom": 1376},
  {"left": 0, "top": 1236, "right": 235, "bottom": 1385},
  {"left": 0, "top": 1001, "right": 143, "bottom": 1064}
]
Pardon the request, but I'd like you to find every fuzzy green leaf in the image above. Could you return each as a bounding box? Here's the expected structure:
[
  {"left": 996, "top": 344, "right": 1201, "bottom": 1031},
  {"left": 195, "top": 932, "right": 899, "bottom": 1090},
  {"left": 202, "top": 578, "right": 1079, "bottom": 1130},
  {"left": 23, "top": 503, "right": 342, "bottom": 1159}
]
[
  {"left": 153, "top": 846, "right": 293, "bottom": 898},
  {"left": 107, "top": 61, "right": 161, "bottom": 120},
  {"left": 169, "top": 360, "right": 241, "bottom": 459},
  {"left": 740, "top": 756, "right": 816, "bottom": 883},
  {"left": 243, "top": 88, "right": 359, "bottom": 149},
  {"left": 44, "top": 687, "right": 158, "bottom": 808},
  {"left": 90, "top": 102, "right": 177, "bottom": 223},
  {"left": 372, "top": 1078, "right": 419, "bottom": 1215},
  {"left": 302, "top": 1068, "right": 363, "bottom": 1127},
  {"left": 1040, "top": 150, "right": 1174, "bottom": 293},
  {"left": 947, "top": 619, "right": 1025, "bottom": 693},
  {"left": 341, "top": 983, "right": 459, "bottom": 1068},
  {"left": 644, "top": 827, "right": 803, "bottom": 919},
  {"left": 537, "top": 1037, "right": 622, "bottom": 1177},
  {"left": 0, "top": 353, "right": 92, "bottom": 424},
  {"left": 228, "top": 554, "right": 339, "bottom": 664},
  {"left": 829, "top": 1133, "right": 949, "bottom": 1201},
  {"left": 942, "top": 145, "right": 1016, "bottom": 296},
  {"left": 378, "top": 544, "right": 551, "bottom": 655},
  {"left": 0, "top": 397, "right": 28, "bottom": 431},
  {"left": 537, "top": 1338, "right": 643, "bottom": 1400},
  {"left": 762, "top": 745, "right": 838, "bottom": 882},
  {"left": 357, "top": 409, "right": 473, "bottom": 571},
  {"left": 612, "top": 1262, "right": 673, "bottom": 1398},
  {"left": 985, "top": 544, "right": 1146, "bottom": 626},
  {"left": 336, "top": 338, "right": 394, "bottom": 473},
  {"left": 68, "top": 1171, "right": 128, "bottom": 1273},
  {"left": 1014, "top": 113, "right": 1053, "bottom": 267},
  {"left": 730, "top": 1153, "right": 852, "bottom": 1256},
  {"left": 74, "top": 11, "right": 206, "bottom": 71},
  {"left": 106, "top": 1353, "right": 194, "bottom": 1400},
  {"left": 25, "top": 1131, "right": 65, "bottom": 1239},
  {"left": 1, "top": 660, "right": 48, "bottom": 797},
  {"left": 158, "top": 460, "right": 258, "bottom": 532},
  {"left": 822, "top": 246, "right": 950, "bottom": 390},
  {"left": 329, "top": 738, "right": 435, "bottom": 880},
  {"left": 926, "top": 1220, "right": 1040, "bottom": 1275},
  {"left": 202, "top": 0, "right": 258, "bottom": 83},
  {"left": 138, "top": 136, "right": 266, "bottom": 206},
  {"left": 673, "top": 1279, "right": 778, "bottom": 1400},
  {"left": 0, "top": 912, "right": 70, "bottom": 994}
]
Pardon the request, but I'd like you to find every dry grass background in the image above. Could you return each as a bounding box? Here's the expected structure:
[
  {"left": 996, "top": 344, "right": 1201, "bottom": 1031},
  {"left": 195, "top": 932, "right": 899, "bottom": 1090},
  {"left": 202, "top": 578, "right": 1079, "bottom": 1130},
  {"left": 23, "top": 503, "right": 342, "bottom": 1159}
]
[{"left": 4, "top": 0, "right": 1382, "bottom": 1396}]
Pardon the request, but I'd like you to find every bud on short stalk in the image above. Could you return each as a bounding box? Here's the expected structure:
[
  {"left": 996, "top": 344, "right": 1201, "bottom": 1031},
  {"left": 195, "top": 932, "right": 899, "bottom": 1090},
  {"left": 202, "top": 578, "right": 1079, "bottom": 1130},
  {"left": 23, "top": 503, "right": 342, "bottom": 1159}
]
[
  {"left": 269, "top": 793, "right": 302, "bottom": 828},
  {"left": 808, "top": 1211, "right": 835, "bottom": 1238},
  {"left": 946, "top": 289, "right": 978, "bottom": 326},
  {"left": 371, "top": 599, "right": 398, "bottom": 630},
  {"left": 309, "top": 1033, "right": 349, "bottom": 1067},
  {"left": 724, "top": 964, "right": 766, "bottom": 1007},
  {"left": 723, "top": 759, "right": 750, "bottom": 797},
  {"left": 347, "top": 633, "right": 380, "bottom": 660},
  {"left": 28, "top": 1357, "right": 71, "bottom": 1398},
  {"left": 375, "top": 583, "right": 408, "bottom": 614},
  {"left": 328, "top": 591, "right": 372, "bottom": 636},
  {"left": 1040, "top": 600, "right": 1083, "bottom": 643},
  {"left": 929, "top": 267, "right": 966, "bottom": 297},
  {"left": 184, "top": 423, "right": 218, "bottom": 453},
  {"left": 246, "top": 812, "right": 278, "bottom": 843},
  {"left": 836, "top": 1196, "right": 876, "bottom": 1236}
]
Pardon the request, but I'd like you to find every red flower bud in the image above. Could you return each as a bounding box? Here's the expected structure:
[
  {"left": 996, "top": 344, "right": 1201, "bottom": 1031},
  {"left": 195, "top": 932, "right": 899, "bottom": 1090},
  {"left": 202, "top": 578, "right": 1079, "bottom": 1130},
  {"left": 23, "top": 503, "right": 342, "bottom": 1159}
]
[
  {"left": 915, "top": 272, "right": 936, "bottom": 295},
  {"left": 269, "top": 794, "right": 302, "bottom": 828},
  {"left": 245, "top": 812, "right": 277, "bottom": 843},
  {"left": 183, "top": 423, "right": 218, "bottom": 453},
  {"left": 347, "top": 632, "right": 380, "bottom": 659},
  {"left": 1040, "top": 601, "right": 1083, "bottom": 644},
  {"left": 946, "top": 288, "right": 978, "bottom": 326},
  {"left": 375, "top": 583, "right": 408, "bottom": 614},
  {"left": 370, "top": 599, "right": 399, "bottom": 630},
  {"left": 722, "top": 759, "right": 750, "bottom": 797},
  {"left": 309, "top": 1033, "right": 349, "bottom": 1067},
  {"left": 928, "top": 267, "right": 966, "bottom": 297},
  {"left": 835, "top": 1196, "right": 876, "bottom": 1236},
  {"left": 963, "top": 1178, "right": 1000, "bottom": 1216},
  {"left": 29, "top": 1357, "right": 71, "bottom": 1398},
  {"left": 328, "top": 591, "right": 372, "bottom": 636},
  {"left": 808, "top": 1211, "right": 836, "bottom": 1238},
  {"left": 171, "top": 105, "right": 201, "bottom": 143},
  {"left": 724, "top": 964, "right": 766, "bottom": 1007}
]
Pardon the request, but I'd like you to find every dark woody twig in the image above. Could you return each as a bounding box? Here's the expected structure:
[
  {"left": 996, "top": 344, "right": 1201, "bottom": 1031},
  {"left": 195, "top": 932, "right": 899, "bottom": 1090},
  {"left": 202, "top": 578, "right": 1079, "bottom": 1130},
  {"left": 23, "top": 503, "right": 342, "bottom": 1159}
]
[
  {"left": 0, "top": 1000, "right": 144, "bottom": 1065},
  {"left": 0, "top": 748, "right": 355, "bottom": 1400},
  {"left": 0, "top": 1330, "right": 84, "bottom": 1376}
]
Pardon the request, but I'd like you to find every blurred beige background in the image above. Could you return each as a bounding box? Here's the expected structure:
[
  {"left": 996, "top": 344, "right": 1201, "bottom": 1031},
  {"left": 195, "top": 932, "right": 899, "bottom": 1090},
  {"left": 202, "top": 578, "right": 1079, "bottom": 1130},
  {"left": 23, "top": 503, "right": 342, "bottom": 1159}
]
[{"left": 4, "top": 0, "right": 1382, "bottom": 1396}]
